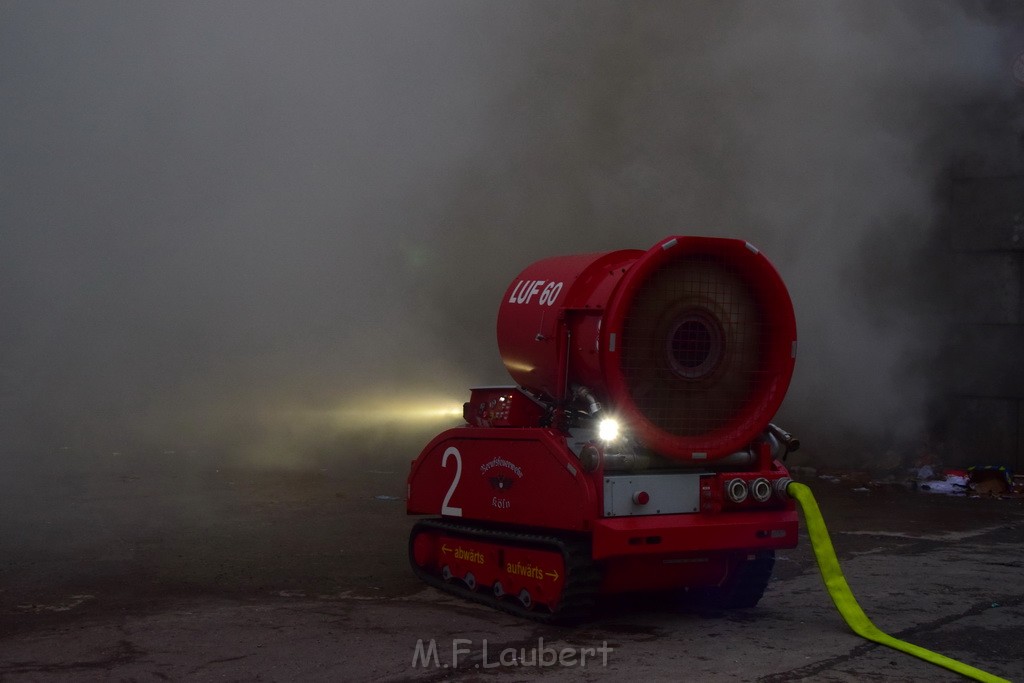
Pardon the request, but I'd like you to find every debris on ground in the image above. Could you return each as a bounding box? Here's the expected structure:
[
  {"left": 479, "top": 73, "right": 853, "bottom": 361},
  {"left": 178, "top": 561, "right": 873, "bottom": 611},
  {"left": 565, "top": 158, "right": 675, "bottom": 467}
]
[
  {"left": 967, "top": 466, "right": 1015, "bottom": 497},
  {"left": 808, "top": 464, "right": 1022, "bottom": 499},
  {"left": 911, "top": 464, "right": 1022, "bottom": 498},
  {"left": 916, "top": 470, "right": 968, "bottom": 495}
]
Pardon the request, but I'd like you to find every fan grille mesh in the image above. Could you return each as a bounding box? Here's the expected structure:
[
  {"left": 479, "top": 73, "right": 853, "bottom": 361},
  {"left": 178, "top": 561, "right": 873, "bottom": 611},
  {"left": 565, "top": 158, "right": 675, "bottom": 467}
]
[{"left": 620, "top": 254, "right": 764, "bottom": 436}]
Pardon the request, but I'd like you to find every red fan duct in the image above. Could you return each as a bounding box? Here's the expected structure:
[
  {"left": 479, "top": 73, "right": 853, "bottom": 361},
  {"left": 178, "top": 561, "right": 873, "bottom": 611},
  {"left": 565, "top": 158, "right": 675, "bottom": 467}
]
[{"left": 496, "top": 236, "right": 797, "bottom": 461}]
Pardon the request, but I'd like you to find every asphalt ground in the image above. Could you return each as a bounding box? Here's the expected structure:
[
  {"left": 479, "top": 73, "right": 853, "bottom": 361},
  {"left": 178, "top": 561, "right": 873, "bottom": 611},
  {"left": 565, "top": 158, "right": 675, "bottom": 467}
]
[{"left": 1, "top": 449, "right": 1022, "bottom": 682}]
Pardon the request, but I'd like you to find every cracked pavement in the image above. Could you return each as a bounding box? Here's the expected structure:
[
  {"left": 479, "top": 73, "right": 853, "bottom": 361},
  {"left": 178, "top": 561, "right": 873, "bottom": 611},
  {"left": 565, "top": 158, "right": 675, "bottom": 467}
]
[{"left": 1, "top": 453, "right": 1022, "bottom": 681}]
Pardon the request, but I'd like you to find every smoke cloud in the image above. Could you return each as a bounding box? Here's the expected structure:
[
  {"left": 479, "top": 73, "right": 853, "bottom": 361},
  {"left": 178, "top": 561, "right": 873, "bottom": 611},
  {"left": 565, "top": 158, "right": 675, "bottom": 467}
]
[{"left": 2, "top": 2, "right": 1022, "bottom": 469}]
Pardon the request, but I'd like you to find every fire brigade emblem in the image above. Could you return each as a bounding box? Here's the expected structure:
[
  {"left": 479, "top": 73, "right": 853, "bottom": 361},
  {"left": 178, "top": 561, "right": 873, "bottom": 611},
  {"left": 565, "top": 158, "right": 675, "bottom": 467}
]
[{"left": 489, "top": 475, "right": 515, "bottom": 491}]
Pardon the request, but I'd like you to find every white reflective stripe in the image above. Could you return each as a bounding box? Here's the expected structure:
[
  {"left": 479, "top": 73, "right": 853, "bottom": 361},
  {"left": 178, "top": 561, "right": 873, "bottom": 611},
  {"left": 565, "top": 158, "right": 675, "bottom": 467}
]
[
  {"left": 745, "top": 241, "right": 759, "bottom": 254},
  {"left": 566, "top": 463, "right": 577, "bottom": 477},
  {"left": 661, "top": 238, "right": 678, "bottom": 250},
  {"left": 692, "top": 452, "right": 707, "bottom": 460},
  {"left": 609, "top": 333, "right": 617, "bottom": 352}
]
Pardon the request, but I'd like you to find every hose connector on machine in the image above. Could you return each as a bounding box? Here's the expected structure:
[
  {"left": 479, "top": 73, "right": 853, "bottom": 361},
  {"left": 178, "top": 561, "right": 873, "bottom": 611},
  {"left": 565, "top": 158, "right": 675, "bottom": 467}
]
[{"left": 774, "top": 477, "right": 794, "bottom": 500}]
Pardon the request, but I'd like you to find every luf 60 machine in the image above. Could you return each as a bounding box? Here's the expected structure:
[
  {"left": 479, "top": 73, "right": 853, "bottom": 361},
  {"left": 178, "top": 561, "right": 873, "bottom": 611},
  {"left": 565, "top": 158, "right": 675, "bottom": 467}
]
[{"left": 407, "top": 236, "right": 800, "bottom": 622}]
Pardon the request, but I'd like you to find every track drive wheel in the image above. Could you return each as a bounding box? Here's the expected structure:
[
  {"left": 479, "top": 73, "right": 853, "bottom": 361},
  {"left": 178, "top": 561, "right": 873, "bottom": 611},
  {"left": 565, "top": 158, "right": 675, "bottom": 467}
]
[{"left": 697, "top": 550, "right": 776, "bottom": 609}]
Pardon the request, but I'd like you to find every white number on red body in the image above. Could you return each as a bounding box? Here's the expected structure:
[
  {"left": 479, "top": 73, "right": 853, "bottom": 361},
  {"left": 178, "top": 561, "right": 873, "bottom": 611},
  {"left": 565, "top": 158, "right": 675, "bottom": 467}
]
[{"left": 440, "top": 446, "right": 463, "bottom": 517}]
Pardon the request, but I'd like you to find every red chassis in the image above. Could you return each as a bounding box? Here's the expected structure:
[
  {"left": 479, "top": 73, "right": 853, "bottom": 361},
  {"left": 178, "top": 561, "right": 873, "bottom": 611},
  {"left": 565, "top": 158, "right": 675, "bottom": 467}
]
[{"left": 408, "top": 426, "right": 797, "bottom": 609}]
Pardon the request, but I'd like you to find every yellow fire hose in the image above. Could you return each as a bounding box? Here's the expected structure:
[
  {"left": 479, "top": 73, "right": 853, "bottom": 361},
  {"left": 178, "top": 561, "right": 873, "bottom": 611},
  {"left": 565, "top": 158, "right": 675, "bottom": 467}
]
[{"left": 787, "top": 481, "right": 1009, "bottom": 683}]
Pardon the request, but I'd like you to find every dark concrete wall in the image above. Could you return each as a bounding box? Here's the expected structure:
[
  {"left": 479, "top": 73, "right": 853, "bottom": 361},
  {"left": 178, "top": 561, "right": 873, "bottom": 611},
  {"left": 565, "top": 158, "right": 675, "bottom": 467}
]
[{"left": 945, "top": 172, "right": 1024, "bottom": 470}]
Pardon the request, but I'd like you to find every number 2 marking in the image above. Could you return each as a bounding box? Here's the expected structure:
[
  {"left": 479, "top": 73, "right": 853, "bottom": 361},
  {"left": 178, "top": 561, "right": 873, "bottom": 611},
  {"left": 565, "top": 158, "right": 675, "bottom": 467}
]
[{"left": 441, "top": 446, "right": 463, "bottom": 517}]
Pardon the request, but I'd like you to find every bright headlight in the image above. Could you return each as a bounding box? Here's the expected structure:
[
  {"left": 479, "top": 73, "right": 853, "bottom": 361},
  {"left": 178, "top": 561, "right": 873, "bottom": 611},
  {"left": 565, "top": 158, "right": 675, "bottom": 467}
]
[{"left": 598, "top": 418, "right": 620, "bottom": 442}]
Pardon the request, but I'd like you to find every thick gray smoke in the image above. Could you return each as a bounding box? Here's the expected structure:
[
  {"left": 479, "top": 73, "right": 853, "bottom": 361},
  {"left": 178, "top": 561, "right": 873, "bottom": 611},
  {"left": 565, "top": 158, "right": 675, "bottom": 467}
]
[{"left": 2, "top": 2, "right": 1022, "bottom": 468}]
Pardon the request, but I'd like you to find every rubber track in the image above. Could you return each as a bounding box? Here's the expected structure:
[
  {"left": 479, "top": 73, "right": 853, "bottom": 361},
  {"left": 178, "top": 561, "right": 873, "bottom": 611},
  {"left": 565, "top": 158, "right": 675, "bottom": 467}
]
[
  {"left": 409, "top": 519, "right": 602, "bottom": 624},
  {"left": 713, "top": 550, "right": 775, "bottom": 609}
]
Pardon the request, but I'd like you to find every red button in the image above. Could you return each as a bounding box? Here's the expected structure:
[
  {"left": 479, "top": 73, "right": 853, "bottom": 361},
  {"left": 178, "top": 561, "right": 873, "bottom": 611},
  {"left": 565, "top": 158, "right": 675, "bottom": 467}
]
[{"left": 633, "top": 491, "right": 650, "bottom": 505}]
